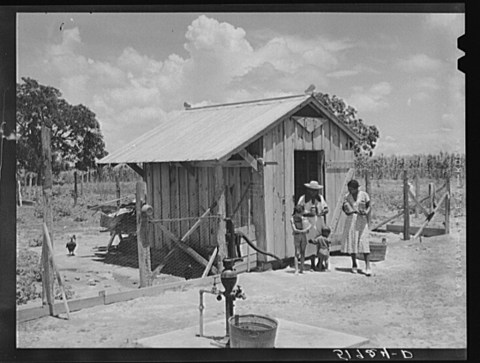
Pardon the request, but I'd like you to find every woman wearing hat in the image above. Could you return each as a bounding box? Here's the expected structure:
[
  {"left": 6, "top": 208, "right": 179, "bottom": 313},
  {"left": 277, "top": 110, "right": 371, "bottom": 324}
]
[
  {"left": 341, "top": 179, "right": 372, "bottom": 276},
  {"left": 297, "top": 180, "right": 329, "bottom": 271}
]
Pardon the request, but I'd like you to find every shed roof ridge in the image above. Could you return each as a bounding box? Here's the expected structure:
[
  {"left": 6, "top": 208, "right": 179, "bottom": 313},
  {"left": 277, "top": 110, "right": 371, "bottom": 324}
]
[{"left": 186, "top": 94, "right": 308, "bottom": 111}]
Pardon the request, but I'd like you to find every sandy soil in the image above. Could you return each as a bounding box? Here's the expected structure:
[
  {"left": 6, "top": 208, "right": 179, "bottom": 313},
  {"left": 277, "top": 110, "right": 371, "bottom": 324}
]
[{"left": 16, "top": 214, "right": 467, "bottom": 349}]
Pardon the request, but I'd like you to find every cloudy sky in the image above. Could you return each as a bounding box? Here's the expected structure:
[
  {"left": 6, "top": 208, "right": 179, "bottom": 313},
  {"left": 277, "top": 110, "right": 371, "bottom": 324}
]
[{"left": 16, "top": 10, "right": 465, "bottom": 156}]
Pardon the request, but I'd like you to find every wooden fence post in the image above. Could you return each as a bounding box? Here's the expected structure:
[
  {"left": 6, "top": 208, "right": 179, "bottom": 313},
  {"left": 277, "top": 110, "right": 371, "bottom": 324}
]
[
  {"left": 414, "top": 173, "right": 420, "bottom": 218},
  {"left": 445, "top": 176, "right": 450, "bottom": 234},
  {"left": 41, "top": 123, "right": 54, "bottom": 311},
  {"left": 215, "top": 166, "right": 227, "bottom": 272},
  {"left": 73, "top": 170, "right": 78, "bottom": 207},
  {"left": 428, "top": 183, "right": 436, "bottom": 213},
  {"left": 403, "top": 170, "right": 410, "bottom": 240},
  {"left": 116, "top": 174, "right": 121, "bottom": 207},
  {"left": 79, "top": 171, "right": 83, "bottom": 196},
  {"left": 136, "top": 181, "right": 152, "bottom": 287}
]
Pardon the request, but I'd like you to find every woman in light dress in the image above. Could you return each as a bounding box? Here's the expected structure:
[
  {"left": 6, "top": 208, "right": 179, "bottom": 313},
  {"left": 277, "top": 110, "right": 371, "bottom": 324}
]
[
  {"left": 297, "top": 180, "right": 329, "bottom": 271},
  {"left": 341, "top": 179, "right": 372, "bottom": 276}
]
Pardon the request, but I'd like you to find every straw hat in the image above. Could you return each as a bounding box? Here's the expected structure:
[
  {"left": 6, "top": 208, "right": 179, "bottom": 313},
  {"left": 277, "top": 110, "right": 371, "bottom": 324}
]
[{"left": 304, "top": 180, "right": 323, "bottom": 190}]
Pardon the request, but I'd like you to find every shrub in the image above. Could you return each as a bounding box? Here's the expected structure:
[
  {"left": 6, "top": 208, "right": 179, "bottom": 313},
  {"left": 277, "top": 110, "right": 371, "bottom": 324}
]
[{"left": 16, "top": 249, "right": 42, "bottom": 305}]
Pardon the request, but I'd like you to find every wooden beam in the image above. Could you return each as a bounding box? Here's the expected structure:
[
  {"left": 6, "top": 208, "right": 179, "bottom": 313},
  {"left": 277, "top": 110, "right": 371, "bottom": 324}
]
[
  {"left": 136, "top": 181, "right": 152, "bottom": 287},
  {"left": 214, "top": 165, "right": 227, "bottom": 272},
  {"left": 409, "top": 189, "right": 429, "bottom": 217},
  {"left": 413, "top": 192, "right": 448, "bottom": 240},
  {"left": 41, "top": 123, "right": 54, "bottom": 311},
  {"left": 238, "top": 149, "right": 258, "bottom": 171},
  {"left": 127, "top": 163, "right": 144, "bottom": 178},
  {"left": 445, "top": 176, "right": 451, "bottom": 234},
  {"left": 192, "top": 160, "right": 252, "bottom": 168},
  {"left": 156, "top": 223, "right": 218, "bottom": 274},
  {"left": 43, "top": 223, "right": 70, "bottom": 319},
  {"left": 403, "top": 170, "right": 410, "bottom": 240},
  {"left": 201, "top": 247, "right": 218, "bottom": 278}
]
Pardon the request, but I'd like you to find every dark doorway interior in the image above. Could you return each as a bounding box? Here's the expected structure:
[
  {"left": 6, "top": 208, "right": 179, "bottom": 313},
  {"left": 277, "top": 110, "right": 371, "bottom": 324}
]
[{"left": 294, "top": 150, "right": 325, "bottom": 204}]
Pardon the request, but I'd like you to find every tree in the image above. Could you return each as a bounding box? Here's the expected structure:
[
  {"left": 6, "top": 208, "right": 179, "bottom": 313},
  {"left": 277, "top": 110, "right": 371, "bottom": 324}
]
[
  {"left": 313, "top": 92, "right": 380, "bottom": 158},
  {"left": 16, "top": 77, "right": 108, "bottom": 176}
]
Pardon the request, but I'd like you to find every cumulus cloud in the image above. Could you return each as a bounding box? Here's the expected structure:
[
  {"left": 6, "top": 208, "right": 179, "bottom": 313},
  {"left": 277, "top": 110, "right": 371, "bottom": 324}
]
[
  {"left": 395, "top": 54, "right": 443, "bottom": 73},
  {"left": 347, "top": 82, "right": 392, "bottom": 112},
  {"left": 40, "top": 15, "right": 354, "bottom": 152}
]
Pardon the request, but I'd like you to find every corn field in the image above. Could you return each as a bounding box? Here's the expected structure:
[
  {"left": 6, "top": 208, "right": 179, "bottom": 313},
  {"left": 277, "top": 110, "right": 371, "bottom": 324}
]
[{"left": 355, "top": 152, "right": 465, "bottom": 180}]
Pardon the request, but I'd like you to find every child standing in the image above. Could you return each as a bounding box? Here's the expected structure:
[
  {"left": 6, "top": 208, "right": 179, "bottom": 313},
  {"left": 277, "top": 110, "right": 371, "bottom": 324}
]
[
  {"left": 313, "top": 226, "right": 332, "bottom": 271},
  {"left": 291, "top": 205, "right": 312, "bottom": 274}
]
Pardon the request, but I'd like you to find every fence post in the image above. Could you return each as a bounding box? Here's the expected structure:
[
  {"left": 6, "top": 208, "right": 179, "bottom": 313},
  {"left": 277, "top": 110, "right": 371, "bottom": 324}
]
[
  {"left": 116, "top": 174, "right": 121, "bottom": 207},
  {"left": 136, "top": 181, "right": 152, "bottom": 287},
  {"left": 79, "top": 171, "right": 83, "bottom": 196},
  {"left": 403, "top": 170, "right": 410, "bottom": 240},
  {"left": 73, "top": 170, "right": 78, "bottom": 207},
  {"left": 428, "top": 183, "right": 436, "bottom": 213},
  {"left": 414, "top": 173, "right": 420, "bottom": 218},
  {"left": 214, "top": 166, "right": 227, "bottom": 273},
  {"left": 41, "top": 123, "right": 54, "bottom": 312},
  {"left": 445, "top": 175, "right": 450, "bottom": 234}
]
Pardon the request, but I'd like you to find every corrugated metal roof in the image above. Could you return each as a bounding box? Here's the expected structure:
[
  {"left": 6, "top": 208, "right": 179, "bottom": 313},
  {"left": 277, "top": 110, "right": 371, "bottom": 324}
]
[{"left": 98, "top": 94, "right": 355, "bottom": 164}]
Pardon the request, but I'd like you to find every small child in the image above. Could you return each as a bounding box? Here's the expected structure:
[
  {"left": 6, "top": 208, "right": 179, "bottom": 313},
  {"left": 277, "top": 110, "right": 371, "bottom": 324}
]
[
  {"left": 313, "top": 226, "right": 332, "bottom": 272},
  {"left": 291, "top": 205, "right": 311, "bottom": 274}
]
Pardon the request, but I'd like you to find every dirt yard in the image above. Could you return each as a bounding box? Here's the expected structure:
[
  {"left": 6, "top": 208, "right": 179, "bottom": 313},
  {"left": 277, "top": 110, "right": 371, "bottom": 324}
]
[{"left": 16, "top": 213, "right": 466, "bottom": 349}]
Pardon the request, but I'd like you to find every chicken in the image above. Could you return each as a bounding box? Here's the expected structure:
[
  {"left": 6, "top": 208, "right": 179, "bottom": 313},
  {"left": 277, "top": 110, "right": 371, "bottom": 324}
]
[{"left": 66, "top": 235, "right": 77, "bottom": 256}]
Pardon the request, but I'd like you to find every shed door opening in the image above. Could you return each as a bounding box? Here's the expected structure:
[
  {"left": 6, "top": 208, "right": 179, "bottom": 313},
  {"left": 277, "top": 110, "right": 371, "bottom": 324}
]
[{"left": 294, "top": 150, "right": 325, "bottom": 205}]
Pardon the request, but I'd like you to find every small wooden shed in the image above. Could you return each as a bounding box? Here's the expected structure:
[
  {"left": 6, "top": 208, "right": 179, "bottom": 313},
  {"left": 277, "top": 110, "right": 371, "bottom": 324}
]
[{"left": 98, "top": 94, "right": 359, "bottom": 268}]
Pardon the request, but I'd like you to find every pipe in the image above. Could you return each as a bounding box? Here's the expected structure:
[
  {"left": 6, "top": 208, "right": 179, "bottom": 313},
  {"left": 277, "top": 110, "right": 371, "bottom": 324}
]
[
  {"left": 197, "top": 287, "right": 221, "bottom": 337},
  {"left": 235, "top": 231, "right": 282, "bottom": 261}
]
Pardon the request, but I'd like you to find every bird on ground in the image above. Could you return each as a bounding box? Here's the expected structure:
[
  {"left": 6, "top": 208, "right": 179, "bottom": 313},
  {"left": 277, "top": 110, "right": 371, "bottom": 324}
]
[
  {"left": 304, "top": 84, "right": 316, "bottom": 94},
  {"left": 66, "top": 235, "right": 77, "bottom": 256}
]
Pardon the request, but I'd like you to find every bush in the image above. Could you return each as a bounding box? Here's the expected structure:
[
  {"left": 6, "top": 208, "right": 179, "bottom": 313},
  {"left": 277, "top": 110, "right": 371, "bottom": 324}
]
[
  {"left": 16, "top": 249, "right": 42, "bottom": 305},
  {"left": 28, "top": 236, "right": 43, "bottom": 247}
]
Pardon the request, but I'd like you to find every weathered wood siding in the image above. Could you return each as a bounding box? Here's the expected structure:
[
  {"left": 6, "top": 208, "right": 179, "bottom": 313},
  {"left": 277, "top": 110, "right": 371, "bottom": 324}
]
[
  {"left": 145, "top": 108, "right": 354, "bottom": 262},
  {"left": 262, "top": 113, "right": 354, "bottom": 260}
]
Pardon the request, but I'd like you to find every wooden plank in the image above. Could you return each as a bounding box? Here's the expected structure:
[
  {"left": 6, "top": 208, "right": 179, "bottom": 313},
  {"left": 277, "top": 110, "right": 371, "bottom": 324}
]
[
  {"left": 104, "top": 275, "right": 221, "bottom": 305},
  {"left": 403, "top": 170, "right": 410, "bottom": 240},
  {"left": 386, "top": 224, "right": 446, "bottom": 237},
  {"left": 263, "top": 127, "right": 275, "bottom": 261},
  {"left": 413, "top": 192, "right": 448, "bottom": 240},
  {"left": 169, "top": 164, "right": 180, "bottom": 242},
  {"left": 252, "top": 153, "right": 266, "bottom": 263},
  {"left": 272, "top": 122, "right": 286, "bottom": 258},
  {"left": 178, "top": 166, "right": 189, "bottom": 241},
  {"left": 41, "top": 124, "right": 54, "bottom": 310},
  {"left": 238, "top": 149, "right": 258, "bottom": 171},
  {"left": 127, "top": 163, "right": 144, "bottom": 178},
  {"left": 201, "top": 247, "right": 218, "bottom": 278},
  {"left": 198, "top": 167, "right": 209, "bottom": 247},
  {"left": 156, "top": 223, "right": 218, "bottom": 274},
  {"left": 43, "top": 223, "right": 70, "bottom": 319},
  {"left": 17, "top": 294, "right": 106, "bottom": 323},
  {"left": 136, "top": 181, "right": 152, "bottom": 287},
  {"left": 160, "top": 163, "right": 171, "bottom": 249},
  {"left": 188, "top": 165, "right": 200, "bottom": 247},
  {"left": 409, "top": 189, "right": 429, "bottom": 217},
  {"left": 239, "top": 168, "right": 250, "bottom": 227},
  {"left": 445, "top": 176, "right": 451, "bottom": 234},
  {"left": 214, "top": 166, "right": 227, "bottom": 270},
  {"left": 284, "top": 117, "right": 295, "bottom": 257}
]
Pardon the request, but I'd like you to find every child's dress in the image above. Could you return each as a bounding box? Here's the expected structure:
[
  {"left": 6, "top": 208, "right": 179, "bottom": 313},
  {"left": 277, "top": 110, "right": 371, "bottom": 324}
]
[{"left": 341, "top": 190, "right": 370, "bottom": 254}]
